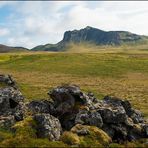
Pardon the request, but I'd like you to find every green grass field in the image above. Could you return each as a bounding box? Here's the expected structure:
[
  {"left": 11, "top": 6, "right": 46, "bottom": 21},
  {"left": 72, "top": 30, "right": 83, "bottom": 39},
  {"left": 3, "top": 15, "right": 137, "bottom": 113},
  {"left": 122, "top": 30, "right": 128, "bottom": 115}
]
[{"left": 0, "top": 50, "right": 148, "bottom": 118}]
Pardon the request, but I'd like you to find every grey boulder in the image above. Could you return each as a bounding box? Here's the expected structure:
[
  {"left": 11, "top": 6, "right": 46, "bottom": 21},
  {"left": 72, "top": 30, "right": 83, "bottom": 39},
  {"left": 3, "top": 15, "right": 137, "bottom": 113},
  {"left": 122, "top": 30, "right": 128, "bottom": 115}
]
[{"left": 33, "top": 113, "right": 62, "bottom": 141}]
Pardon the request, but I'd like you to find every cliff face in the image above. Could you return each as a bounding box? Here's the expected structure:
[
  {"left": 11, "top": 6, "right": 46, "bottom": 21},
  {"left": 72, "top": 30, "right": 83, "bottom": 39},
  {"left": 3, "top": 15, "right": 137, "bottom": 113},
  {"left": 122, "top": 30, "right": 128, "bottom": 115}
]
[
  {"left": 32, "top": 26, "right": 146, "bottom": 51},
  {"left": 61, "top": 26, "right": 142, "bottom": 45}
]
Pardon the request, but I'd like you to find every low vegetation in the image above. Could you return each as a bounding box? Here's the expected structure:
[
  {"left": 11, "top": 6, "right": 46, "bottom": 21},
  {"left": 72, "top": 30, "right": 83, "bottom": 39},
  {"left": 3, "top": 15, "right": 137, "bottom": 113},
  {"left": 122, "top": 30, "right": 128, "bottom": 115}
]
[
  {"left": 0, "top": 50, "right": 147, "bottom": 117},
  {"left": 0, "top": 48, "right": 147, "bottom": 147},
  {"left": 0, "top": 117, "right": 67, "bottom": 147}
]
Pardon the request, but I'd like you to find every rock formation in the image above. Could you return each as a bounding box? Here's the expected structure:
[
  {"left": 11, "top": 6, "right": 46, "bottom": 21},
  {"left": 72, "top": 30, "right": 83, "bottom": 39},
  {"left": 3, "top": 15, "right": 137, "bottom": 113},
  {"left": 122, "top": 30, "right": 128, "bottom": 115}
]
[
  {"left": 28, "top": 84, "right": 148, "bottom": 142},
  {"left": 0, "top": 75, "right": 24, "bottom": 128},
  {"left": 0, "top": 75, "right": 147, "bottom": 144}
]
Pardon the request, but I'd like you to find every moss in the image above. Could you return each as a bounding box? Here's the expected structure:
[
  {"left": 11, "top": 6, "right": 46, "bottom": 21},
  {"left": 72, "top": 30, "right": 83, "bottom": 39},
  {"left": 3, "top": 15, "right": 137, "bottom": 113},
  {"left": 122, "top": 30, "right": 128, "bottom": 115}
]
[
  {"left": 124, "top": 139, "right": 148, "bottom": 148},
  {"left": 0, "top": 137, "right": 68, "bottom": 147},
  {"left": 12, "top": 116, "right": 37, "bottom": 138},
  {"left": 0, "top": 117, "right": 67, "bottom": 147},
  {"left": 61, "top": 131, "right": 80, "bottom": 145},
  {"left": 70, "top": 124, "right": 112, "bottom": 147},
  {"left": 109, "top": 143, "right": 124, "bottom": 148},
  {"left": 79, "top": 136, "right": 103, "bottom": 147},
  {"left": 88, "top": 126, "right": 112, "bottom": 145},
  {"left": 0, "top": 128, "right": 13, "bottom": 142},
  {"left": 0, "top": 83, "right": 7, "bottom": 88}
]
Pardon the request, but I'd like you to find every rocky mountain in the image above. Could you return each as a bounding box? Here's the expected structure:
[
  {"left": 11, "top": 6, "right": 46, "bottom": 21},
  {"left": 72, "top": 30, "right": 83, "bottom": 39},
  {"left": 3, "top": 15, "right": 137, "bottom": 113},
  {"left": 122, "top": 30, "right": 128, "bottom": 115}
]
[
  {"left": 32, "top": 26, "right": 148, "bottom": 51},
  {"left": 0, "top": 44, "right": 28, "bottom": 53}
]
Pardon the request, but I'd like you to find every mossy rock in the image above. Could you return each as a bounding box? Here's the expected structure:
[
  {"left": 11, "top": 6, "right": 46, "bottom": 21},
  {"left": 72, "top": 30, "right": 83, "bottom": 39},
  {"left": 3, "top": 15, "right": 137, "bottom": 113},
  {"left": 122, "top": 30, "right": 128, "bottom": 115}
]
[
  {"left": 0, "top": 116, "right": 67, "bottom": 147},
  {"left": 61, "top": 124, "right": 112, "bottom": 147}
]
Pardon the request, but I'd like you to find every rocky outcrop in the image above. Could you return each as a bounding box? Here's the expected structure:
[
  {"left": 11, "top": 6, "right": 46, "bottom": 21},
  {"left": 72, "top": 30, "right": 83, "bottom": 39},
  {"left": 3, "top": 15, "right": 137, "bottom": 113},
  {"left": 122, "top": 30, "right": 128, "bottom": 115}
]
[
  {"left": 0, "top": 75, "right": 147, "bottom": 143},
  {"left": 0, "top": 75, "right": 24, "bottom": 128},
  {"left": 29, "top": 84, "right": 147, "bottom": 142}
]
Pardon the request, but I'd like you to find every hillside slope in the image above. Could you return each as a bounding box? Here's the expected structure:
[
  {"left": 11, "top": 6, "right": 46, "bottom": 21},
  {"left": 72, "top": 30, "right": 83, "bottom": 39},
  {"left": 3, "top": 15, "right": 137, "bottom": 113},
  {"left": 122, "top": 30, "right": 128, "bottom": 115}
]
[
  {"left": 0, "top": 44, "right": 28, "bottom": 53},
  {"left": 32, "top": 26, "right": 148, "bottom": 51}
]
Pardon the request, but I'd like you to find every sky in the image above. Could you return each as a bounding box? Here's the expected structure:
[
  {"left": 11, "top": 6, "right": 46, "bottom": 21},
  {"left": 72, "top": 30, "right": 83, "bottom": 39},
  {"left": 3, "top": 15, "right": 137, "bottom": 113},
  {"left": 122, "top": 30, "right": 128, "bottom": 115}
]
[{"left": 0, "top": 1, "right": 148, "bottom": 49}]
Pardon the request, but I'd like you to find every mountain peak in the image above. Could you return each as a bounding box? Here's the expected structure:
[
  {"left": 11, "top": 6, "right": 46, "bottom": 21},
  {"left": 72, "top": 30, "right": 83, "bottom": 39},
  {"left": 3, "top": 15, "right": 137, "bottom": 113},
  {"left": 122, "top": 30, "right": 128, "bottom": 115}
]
[{"left": 85, "top": 26, "right": 92, "bottom": 29}]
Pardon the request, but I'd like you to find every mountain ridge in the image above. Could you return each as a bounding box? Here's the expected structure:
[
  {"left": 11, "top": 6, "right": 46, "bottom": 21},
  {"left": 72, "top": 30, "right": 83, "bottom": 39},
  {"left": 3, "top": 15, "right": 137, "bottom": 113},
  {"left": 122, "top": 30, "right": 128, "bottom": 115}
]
[
  {"left": 32, "top": 26, "right": 148, "bottom": 51},
  {"left": 0, "top": 26, "right": 148, "bottom": 52}
]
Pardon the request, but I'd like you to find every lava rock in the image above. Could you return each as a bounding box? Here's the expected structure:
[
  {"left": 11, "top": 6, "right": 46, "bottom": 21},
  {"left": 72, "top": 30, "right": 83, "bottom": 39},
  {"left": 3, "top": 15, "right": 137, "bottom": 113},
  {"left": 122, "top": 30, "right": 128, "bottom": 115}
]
[
  {"left": 75, "top": 109, "right": 103, "bottom": 128},
  {"left": 27, "top": 100, "right": 55, "bottom": 114},
  {"left": 0, "top": 87, "right": 24, "bottom": 120},
  {"left": 130, "top": 109, "right": 144, "bottom": 124},
  {"left": 33, "top": 113, "right": 62, "bottom": 141},
  {"left": 98, "top": 107, "right": 127, "bottom": 124}
]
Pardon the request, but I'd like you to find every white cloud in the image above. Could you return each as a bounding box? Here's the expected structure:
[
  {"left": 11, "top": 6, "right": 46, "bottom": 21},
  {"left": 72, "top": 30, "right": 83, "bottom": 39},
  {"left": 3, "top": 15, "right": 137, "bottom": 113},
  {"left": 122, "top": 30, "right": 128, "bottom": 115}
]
[
  {"left": 0, "top": 1, "right": 148, "bottom": 48},
  {"left": 0, "top": 28, "right": 10, "bottom": 36}
]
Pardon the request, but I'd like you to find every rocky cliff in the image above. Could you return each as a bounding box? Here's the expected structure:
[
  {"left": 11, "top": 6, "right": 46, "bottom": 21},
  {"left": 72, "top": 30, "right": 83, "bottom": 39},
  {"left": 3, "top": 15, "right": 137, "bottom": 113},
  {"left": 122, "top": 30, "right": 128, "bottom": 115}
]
[{"left": 32, "top": 26, "right": 148, "bottom": 51}]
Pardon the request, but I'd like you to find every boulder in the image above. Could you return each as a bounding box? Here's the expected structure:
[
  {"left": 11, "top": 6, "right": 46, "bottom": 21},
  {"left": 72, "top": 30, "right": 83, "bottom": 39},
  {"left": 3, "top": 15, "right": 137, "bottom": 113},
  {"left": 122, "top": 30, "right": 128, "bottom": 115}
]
[
  {"left": 48, "top": 85, "right": 89, "bottom": 130},
  {"left": 75, "top": 109, "right": 103, "bottom": 128},
  {"left": 98, "top": 107, "right": 127, "bottom": 124},
  {"left": 0, "top": 75, "right": 25, "bottom": 129},
  {"left": 130, "top": 109, "right": 144, "bottom": 124},
  {"left": 96, "top": 96, "right": 127, "bottom": 124},
  {"left": 0, "top": 87, "right": 24, "bottom": 121},
  {"left": 33, "top": 113, "right": 62, "bottom": 141},
  {"left": 27, "top": 100, "right": 55, "bottom": 114}
]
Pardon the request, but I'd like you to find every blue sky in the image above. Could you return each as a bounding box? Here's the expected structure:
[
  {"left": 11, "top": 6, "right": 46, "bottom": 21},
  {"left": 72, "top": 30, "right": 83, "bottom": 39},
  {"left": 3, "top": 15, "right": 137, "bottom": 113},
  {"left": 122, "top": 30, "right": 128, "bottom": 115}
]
[{"left": 0, "top": 1, "right": 148, "bottom": 49}]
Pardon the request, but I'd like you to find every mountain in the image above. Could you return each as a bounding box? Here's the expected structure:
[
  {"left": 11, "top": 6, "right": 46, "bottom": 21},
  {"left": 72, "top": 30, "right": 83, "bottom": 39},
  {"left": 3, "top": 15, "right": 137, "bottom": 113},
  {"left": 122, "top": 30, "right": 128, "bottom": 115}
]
[
  {"left": 32, "top": 26, "right": 148, "bottom": 51},
  {"left": 0, "top": 44, "right": 28, "bottom": 53}
]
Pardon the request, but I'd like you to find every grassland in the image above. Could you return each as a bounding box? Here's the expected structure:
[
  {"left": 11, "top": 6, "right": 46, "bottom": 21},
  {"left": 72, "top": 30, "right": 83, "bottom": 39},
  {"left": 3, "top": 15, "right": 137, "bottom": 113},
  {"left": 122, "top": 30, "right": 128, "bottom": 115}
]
[{"left": 0, "top": 49, "right": 148, "bottom": 118}]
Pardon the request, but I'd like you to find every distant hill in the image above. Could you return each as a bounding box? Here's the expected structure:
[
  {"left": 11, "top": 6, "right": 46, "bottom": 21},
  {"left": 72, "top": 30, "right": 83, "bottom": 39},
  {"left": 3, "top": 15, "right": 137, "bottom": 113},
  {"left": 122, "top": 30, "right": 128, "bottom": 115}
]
[
  {"left": 32, "top": 26, "right": 148, "bottom": 51},
  {"left": 0, "top": 44, "right": 28, "bottom": 53}
]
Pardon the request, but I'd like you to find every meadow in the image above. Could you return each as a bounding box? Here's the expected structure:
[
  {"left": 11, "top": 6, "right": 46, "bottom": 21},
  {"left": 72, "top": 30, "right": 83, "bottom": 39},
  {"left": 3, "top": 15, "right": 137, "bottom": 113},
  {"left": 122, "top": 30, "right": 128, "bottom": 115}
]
[{"left": 0, "top": 49, "right": 148, "bottom": 118}]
